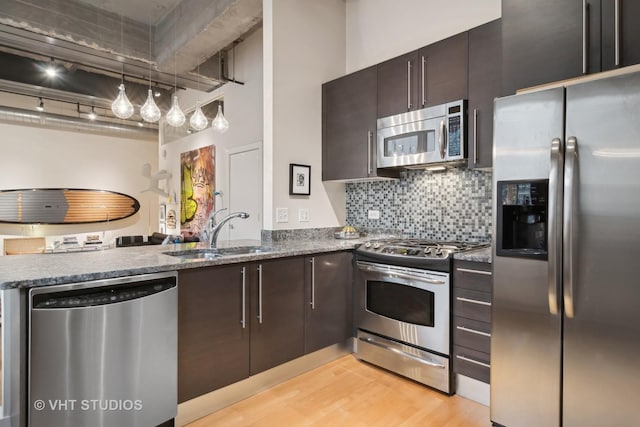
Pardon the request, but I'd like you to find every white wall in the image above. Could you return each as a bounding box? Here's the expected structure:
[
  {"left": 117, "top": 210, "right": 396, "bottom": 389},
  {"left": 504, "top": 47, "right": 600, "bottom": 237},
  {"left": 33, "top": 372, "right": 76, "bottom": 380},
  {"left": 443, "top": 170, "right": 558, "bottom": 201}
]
[
  {"left": 263, "top": 0, "right": 347, "bottom": 231},
  {"left": 0, "top": 122, "right": 158, "bottom": 251},
  {"left": 346, "top": 0, "right": 501, "bottom": 72},
  {"left": 159, "top": 28, "right": 264, "bottom": 240}
]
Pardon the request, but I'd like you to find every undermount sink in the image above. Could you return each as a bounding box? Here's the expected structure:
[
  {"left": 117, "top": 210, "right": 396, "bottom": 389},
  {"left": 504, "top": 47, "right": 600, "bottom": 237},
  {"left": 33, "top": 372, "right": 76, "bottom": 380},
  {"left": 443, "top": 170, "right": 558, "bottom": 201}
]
[{"left": 164, "top": 246, "right": 274, "bottom": 260}]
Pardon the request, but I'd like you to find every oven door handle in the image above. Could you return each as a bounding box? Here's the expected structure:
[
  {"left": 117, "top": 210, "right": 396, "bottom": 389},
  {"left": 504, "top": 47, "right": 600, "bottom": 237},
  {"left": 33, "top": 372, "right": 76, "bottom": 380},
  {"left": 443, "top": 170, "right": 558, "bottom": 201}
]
[
  {"left": 357, "top": 263, "right": 446, "bottom": 285},
  {"left": 359, "top": 336, "right": 446, "bottom": 369}
]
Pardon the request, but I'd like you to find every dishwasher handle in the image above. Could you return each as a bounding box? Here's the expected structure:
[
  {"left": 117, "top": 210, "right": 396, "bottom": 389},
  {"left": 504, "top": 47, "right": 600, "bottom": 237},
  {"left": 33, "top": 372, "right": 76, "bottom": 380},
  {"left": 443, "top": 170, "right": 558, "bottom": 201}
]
[{"left": 32, "top": 277, "right": 177, "bottom": 309}]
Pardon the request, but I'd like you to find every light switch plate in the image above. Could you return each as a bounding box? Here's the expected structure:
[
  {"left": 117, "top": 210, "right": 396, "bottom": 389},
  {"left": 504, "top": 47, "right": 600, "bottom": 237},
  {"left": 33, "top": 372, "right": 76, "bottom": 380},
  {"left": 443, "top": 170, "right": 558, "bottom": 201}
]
[
  {"left": 298, "top": 208, "right": 310, "bottom": 222},
  {"left": 276, "top": 208, "right": 289, "bottom": 223},
  {"left": 368, "top": 210, "right": 380, "bottom": 220}
]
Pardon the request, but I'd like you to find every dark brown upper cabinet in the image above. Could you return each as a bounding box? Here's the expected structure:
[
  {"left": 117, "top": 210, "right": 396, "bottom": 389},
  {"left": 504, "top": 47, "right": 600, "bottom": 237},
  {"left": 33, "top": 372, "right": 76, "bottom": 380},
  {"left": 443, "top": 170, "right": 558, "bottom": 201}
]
[
  {"left": 322, "top": 66, "right": 398, "bottom": 181},
  {"left": 468, "top": 19, "right": 502, "bottom": 169},
  {"left": 503, "top": 0, "right": 640, "bottom": 95},
  {"left": 377, "top": 33, "right": 468, "bottom": 119}
]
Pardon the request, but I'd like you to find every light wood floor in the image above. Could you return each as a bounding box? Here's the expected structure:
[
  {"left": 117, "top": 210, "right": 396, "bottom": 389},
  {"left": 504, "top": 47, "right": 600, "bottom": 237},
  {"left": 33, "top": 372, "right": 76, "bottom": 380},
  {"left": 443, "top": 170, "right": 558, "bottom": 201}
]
[{"left": 187, "top": 355, "right": 491, "bottom": 427}]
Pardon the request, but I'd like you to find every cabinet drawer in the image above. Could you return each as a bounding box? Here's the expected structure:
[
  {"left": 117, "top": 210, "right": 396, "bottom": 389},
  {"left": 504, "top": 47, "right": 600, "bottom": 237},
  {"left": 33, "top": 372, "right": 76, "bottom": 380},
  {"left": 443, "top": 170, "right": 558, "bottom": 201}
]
[
  {"left": 453, "top": 345, "right": 490, "bottom": 384},
  {"left": 454, "top": 288, "right": 491, "bottom": 323},
  {"left": 453, "top": 260, "right": 492, "bottom": 292},
  {"left": 453, "top": 317, "right": 491, "bottom": 354}
]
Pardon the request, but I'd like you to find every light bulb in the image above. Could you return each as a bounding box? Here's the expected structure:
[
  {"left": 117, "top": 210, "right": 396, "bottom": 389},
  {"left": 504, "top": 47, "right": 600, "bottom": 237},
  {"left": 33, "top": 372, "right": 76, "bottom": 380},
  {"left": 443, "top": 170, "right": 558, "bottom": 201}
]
[
  {"left": 88, "top": 107, "right": 97, "bottom": 121},
  {"left": 36, "top": 98, "right": 44, "bottom": 112},
  {"left": 212, "top": 104, "right": 229, "bottom": 133},
  {"left": 140, "top": 89, "right": 161, "bottom": 123},
  {"left": 189, "top": 102, "right": 208, "bottom": 131},
  {"left": 111, "top": 83, "right": 134, "bottom": 119},
  {"left": 166, "top": 94, "right": 185, "bottom": 127}
]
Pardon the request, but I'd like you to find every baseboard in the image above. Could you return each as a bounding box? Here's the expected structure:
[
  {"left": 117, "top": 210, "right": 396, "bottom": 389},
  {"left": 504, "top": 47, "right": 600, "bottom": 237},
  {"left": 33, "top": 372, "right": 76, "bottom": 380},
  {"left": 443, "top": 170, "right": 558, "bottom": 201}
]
[{"left": 455, "top": 374, "right": 490, "bottom": 407}]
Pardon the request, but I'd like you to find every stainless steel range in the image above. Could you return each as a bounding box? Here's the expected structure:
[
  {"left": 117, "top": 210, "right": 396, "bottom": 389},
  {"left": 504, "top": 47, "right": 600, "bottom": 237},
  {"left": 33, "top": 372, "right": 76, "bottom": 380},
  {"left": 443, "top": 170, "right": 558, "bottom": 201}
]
[{"left": 354, "top": 239, "right": 481, "bottom": 394}]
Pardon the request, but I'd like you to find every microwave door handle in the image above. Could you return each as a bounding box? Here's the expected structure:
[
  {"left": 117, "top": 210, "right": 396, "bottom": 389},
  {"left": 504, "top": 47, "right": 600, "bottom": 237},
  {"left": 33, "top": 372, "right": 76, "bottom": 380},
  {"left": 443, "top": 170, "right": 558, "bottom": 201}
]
[
  {"left": 563, "top": 137, "right": 578, "bottom": 319},
  {"left": 548, "top": 138, "right": 563, "bottom": 315},
  {"left": 438, "top": 120, "right": 447, "bottom": 159}
]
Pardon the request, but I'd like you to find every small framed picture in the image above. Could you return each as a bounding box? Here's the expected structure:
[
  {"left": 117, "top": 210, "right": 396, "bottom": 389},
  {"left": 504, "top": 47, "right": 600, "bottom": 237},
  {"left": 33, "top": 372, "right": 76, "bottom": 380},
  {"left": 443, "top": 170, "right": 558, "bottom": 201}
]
[{"left": 289, "top": 164, "right": 311, "bottom": 195}]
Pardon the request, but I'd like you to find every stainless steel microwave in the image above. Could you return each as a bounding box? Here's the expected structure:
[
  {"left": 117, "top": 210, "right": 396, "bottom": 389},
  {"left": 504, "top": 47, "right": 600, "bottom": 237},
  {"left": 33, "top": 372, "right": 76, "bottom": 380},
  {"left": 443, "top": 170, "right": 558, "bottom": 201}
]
[{"left": 376, "top": 100, "right": 466, "bottom": 169}]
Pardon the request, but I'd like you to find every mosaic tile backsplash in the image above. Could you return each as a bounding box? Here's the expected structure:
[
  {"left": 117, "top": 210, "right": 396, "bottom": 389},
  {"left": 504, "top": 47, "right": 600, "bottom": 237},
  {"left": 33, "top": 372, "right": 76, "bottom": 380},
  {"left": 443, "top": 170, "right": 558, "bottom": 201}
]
[{"left": 346, "top": 168, "right": 493, "bottom": 243}]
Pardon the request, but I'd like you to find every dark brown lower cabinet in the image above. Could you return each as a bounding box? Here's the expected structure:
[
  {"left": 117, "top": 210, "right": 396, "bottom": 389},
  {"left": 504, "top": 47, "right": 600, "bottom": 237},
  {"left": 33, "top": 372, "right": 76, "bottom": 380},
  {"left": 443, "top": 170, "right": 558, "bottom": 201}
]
[
  {"left": 304, "top": 252, "right": 353, "bottom": 354},
  {"left": 178, "top": 265, "right": 250, "bottom": 403},
  {"left": 452, "top": 260, "right": 493, "bottom": 384},
  {"left": 249, "top": 257, "right": 305, "bottom": 375}
]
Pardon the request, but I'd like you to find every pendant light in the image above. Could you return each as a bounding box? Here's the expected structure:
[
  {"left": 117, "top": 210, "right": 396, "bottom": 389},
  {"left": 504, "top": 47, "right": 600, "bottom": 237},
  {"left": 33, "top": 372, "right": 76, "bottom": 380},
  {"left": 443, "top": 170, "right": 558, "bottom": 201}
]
[
  {"left": 211, "top": 50, "right": 229, "bottom": 133},
  {"left": 166, "top": 10, "right": 185, "bottom": 127},
  {"left": 212, "top": 104, "right": 229, "bottom": 133},
  {"left": 140, "top": 23, "right": 161, "bottom": 123},
  {"left": 189, "top": 62, "right": 208, "bottom": 131},
  {"left": 111, "top": 8, "right": 134, "bottom": 119}
]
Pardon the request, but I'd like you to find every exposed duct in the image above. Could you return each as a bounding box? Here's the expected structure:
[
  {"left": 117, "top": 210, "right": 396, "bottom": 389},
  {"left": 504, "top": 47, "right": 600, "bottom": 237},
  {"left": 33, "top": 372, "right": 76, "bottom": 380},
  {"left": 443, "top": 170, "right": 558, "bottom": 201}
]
[{"left": 0, "top": 105, "right": 157, "bottom": 141}]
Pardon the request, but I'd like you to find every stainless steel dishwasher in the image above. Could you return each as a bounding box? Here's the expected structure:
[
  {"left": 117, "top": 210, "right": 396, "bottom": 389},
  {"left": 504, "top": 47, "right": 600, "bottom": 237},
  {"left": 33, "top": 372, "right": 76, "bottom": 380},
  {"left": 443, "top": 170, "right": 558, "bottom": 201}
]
[{"left": 28, "top": 271, "right": 177, "bottom": 427}]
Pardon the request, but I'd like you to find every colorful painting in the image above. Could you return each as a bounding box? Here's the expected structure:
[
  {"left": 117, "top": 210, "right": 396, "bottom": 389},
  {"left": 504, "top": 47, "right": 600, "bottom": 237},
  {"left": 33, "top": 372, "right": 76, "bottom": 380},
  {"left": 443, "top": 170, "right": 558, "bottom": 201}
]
[{"left": 180, "top": 145, "right": 215, "bottom": 239}]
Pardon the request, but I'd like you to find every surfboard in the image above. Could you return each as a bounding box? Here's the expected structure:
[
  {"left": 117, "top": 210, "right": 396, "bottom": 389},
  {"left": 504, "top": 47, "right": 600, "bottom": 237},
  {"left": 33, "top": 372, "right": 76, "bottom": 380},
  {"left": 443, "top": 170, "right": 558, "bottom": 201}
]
[{"left": 0, "top": 189, "right": 140, "bottom": 224}]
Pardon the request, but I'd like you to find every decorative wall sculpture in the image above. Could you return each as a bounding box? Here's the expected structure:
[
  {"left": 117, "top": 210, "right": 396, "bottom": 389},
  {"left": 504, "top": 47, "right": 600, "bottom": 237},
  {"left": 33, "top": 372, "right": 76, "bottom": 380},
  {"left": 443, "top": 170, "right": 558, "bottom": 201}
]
[{"left": 180, "top": 145, "right": 215, "bottom": 239}]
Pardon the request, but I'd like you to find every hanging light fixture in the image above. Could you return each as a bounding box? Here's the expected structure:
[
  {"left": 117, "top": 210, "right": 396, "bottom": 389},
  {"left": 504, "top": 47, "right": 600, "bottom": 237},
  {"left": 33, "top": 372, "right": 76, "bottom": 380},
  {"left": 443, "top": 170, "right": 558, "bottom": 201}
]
[
  {"left": 111, "top": 8, "right": 134, "bottom": 119},
  {"left": 36, "top": 97, "right": 44, "bottom": 112},
  {"left": 88, "top": 106, "right": 97, "bottom": 121},
  {"left": 45, "top": 58, "right": 58, "bottom": 78},
  {"left": 166, "top": 10, "right": 185, "bottom": 127},
  {"left": 189, "top": 62, "right": 208, "bottom": 131},
  {"left": 211, "top": 50, "right": 229, "bottom": 133},
  {"left": 212, "top": 104, "right": 229, "bottom": 133},
  {"left": 140, "top": 23, "right": 161, "bottom": 123}
]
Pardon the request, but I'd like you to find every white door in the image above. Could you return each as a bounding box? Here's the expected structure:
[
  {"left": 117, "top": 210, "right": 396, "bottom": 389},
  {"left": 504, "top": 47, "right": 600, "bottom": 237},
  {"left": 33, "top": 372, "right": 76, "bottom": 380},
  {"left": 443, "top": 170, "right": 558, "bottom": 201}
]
[{"left": 227, "top": 143, "right": 262, "bottom": 241}]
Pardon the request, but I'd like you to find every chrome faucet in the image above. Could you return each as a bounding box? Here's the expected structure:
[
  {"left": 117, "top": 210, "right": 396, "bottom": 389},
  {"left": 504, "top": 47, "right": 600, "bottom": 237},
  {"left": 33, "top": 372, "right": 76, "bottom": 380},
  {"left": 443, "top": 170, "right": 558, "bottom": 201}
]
[{"left": 209, "top": 210, "right": 250, "bottom": 248}]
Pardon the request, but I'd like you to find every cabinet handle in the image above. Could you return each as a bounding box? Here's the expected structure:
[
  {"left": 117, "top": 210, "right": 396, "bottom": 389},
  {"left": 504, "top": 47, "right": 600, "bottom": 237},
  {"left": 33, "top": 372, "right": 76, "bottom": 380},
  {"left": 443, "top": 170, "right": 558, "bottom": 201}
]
[
  {"left": 615, "top": 0, "right": 620, "bottom": 66},
  {"left": 457, "top": 325, "right": 491, "bottom": 337},
  {"left": 241, "top": 267, "right": 246, "bottom": 328},
  {"left": 456, "top": 267, "right": 492, "bottom": 276},
  {"left": 257, "top": 264, "right": 263, "bottom": 324},
  {"left": 473, "top": 109, "right": 478, "bottom": 165},
  {"left": 407, "top": 60, "right": 412, "bottom": 110},
  {"left": 367, "top": 130, "right": 373, "bottom": 176},
  {"left": 310, "top": 257, "right": 315, "bottom": 309},
  {"left": 456, "top": 354, "right": 491, "bottom": 369},
  {"left": 456, "top": 296, "right": 491, "bottom": 307},
  {"left": 582, "top": 0, "right": 588, "bottom": 74},
  {"left": 421, "top": 55, "right": 426, "bottom": 106}
]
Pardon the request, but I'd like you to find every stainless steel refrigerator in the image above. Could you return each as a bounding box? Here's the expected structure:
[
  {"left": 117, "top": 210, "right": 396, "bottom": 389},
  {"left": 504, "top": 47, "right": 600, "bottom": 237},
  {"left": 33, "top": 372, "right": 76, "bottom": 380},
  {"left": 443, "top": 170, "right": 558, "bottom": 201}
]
[{"left": 491, "top": 70, "right": 640, "bottom": 427}]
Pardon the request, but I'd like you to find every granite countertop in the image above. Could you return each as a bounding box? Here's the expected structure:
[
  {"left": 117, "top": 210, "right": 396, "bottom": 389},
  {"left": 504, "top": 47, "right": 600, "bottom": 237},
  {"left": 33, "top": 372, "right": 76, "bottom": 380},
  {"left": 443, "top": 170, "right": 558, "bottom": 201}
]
[
  {"left": 453, "top": 246, "right": 492, "bottom": 263},
  {"left": 0, "top": 238, "right": 366, "bottom": 290}
]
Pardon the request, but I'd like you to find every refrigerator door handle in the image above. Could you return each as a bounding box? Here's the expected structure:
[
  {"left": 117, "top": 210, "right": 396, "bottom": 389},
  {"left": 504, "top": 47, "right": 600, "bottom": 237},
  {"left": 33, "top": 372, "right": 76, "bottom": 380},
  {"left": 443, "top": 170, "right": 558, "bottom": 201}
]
[
  {"left": 563, "top": 137, "right": 578, "bottom": 318},
  {"left": 548, "top": 138, "right": 564, "bottom": 315}
]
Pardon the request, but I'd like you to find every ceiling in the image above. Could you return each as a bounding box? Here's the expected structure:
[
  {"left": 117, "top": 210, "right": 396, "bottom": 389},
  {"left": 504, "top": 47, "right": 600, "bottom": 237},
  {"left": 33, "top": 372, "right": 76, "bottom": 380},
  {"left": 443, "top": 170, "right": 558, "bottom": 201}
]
[{"left": 0, "top": 0, "right": 262, "bottom": 131}]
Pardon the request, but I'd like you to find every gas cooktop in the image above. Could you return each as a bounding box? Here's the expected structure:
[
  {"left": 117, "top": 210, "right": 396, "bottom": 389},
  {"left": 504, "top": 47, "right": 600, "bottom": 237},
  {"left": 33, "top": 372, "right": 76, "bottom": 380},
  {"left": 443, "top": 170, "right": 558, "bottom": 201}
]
[{"left": 356, "top": 238, "right": 483, "bottom": 260}]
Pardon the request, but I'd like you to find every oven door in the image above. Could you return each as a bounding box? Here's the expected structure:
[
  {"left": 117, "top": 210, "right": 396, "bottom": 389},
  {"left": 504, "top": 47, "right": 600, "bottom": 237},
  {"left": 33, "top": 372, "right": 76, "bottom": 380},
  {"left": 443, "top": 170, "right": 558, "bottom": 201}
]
[{"left": 355, "top": 261, "right": 450, "bottom": 356}]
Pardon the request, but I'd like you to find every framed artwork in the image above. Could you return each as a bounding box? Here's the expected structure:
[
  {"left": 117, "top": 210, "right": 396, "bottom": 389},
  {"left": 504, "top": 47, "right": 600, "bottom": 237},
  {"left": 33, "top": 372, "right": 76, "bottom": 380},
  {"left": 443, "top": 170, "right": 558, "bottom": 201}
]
[
  {"left": 159, "top": 204, "right": 166, "bottom": 222},
  {"left": 180, "top": 145, "right": 215, "bottom": 238},
  {"left": 289, "top": 164, "right": 311, "bottom": 196}
]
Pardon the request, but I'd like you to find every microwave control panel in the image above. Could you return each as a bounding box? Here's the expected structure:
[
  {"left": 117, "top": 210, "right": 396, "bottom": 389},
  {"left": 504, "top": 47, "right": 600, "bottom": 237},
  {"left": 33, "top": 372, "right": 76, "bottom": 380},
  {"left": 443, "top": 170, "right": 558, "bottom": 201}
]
[{"left": 448, "top": 115, "right": 461, "bottom": 157}]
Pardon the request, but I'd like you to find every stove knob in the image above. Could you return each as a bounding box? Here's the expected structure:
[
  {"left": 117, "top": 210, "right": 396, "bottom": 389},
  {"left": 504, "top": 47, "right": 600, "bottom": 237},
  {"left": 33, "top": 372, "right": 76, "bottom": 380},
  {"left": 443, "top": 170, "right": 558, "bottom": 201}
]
[
  {"left": 373, "top": 242, "right": 381, "bottom": 249},
  {"left": 424, "top": 247, "right": 432, "bottom": 255},
  {"left": 435, "top": 248, "right": 443, "bottom": 256},
  {"left": 364, "top": 242, "right": 372, "bottom": 248}
]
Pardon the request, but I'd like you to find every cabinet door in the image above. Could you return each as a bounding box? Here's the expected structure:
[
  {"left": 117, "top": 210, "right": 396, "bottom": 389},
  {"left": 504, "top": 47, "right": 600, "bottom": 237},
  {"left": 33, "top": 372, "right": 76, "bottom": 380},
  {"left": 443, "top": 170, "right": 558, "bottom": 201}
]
[
  {"left": 602, "top": 0, "right": 640, "bottom": 70},
  {"left": 468, "top": 19, "right": 501, "bottom": 169},
  {"left": 322, "top": 66, "right": 397, "bottom": 181},
  {"left": 419, "top": 32, "right": 468, "bottom": 108},
  {"left": 250, "top": 257, "right": 305, "bottom": 375},
  {"left": 502, "top": 0, "right": 591, "bottom": 94},
  {"left": 178, "top": 265, "right": 250, "bottom": 403},
  {"left": 304, "top": 252, "right": 353, "bottom": 354},
  {"left": 377, "top": 51, "right": 419, "bottom": 118}
]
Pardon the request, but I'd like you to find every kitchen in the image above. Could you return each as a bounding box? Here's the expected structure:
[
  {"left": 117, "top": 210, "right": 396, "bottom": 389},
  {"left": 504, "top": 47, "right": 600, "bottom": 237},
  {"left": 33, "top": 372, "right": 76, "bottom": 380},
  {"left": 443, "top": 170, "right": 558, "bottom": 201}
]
[{"left": 0, "top": 0, "right": 639, "bottom": 426}]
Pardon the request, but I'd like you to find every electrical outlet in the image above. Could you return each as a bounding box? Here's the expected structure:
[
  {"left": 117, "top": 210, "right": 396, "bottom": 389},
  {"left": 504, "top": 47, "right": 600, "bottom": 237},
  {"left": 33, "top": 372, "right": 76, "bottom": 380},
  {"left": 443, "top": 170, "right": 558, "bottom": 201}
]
[
  {"left": 298, "top": 208, "right": 310, "bottom": 222},
  {"left": 276, "top": 208, "right": 289, "bottom": 223},
  {"left": 368, "top": 210, "right": 380, "bottom": 220}
]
